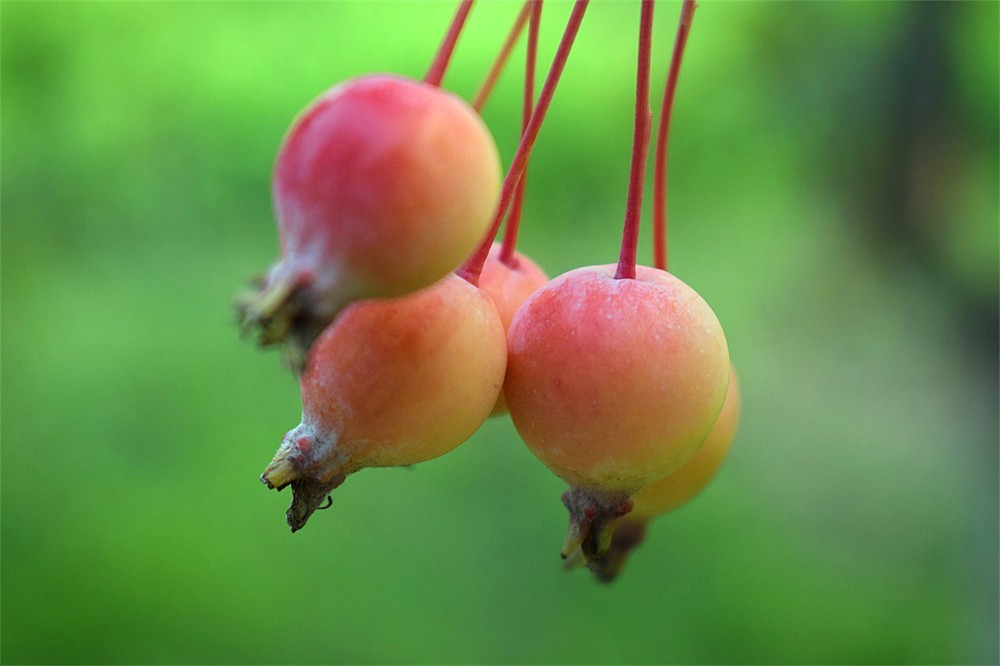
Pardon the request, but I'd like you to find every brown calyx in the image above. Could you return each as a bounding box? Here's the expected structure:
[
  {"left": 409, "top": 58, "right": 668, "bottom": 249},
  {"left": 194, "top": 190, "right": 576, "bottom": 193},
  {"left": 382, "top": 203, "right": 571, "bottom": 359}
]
[
  {"left": 560, "top": 485, "right": 634, "bottom": 562},
  {"left": 585, "top": 518, "right": 648, "bottom": 583},
  {"left": 236, "top": 270, "right": 327, "bottom": 373},
  {"left": 260, "top": 428, "right": 351, "bottom": 532}
]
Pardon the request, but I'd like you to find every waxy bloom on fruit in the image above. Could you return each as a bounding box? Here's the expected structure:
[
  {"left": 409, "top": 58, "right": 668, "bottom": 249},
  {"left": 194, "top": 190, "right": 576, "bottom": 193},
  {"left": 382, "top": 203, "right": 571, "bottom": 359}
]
[
  {"left": 585, "top": 368, "right": 741, "bottom": 582},
  {"left": 239, "top": 74, "right": 501, "bottom": 369},
  {"left": 504, "top": 264, "right": 729, "bottom": 559},
  {"left": 261, "top": 274, "right": 507, "bottom": 531},
  {"left": 477, "top": 243, "right": 549, "bottom": 416}
]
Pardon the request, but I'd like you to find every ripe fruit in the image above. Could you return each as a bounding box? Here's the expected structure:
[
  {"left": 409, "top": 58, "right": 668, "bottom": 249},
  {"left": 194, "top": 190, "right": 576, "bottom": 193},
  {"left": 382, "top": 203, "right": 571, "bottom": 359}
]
[
  {"left": 585, "top": 368, "right": 741, "bottom": 582},
  {"left": 476, "top": 243, "right": 549, "bottom": 415},
  {"left": 504, "top": 264, "right": 729, "bottom": 559},
  {"left": 261, "top": 273, "right": 507, "bottom": 531},
  {"left": 239, "top": 74, "right": 501, "bottom": 369}
]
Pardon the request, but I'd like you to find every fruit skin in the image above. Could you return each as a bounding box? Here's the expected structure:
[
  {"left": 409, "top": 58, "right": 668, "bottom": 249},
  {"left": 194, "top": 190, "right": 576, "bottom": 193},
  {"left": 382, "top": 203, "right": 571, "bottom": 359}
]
[
  {"left": 504, "top": 264, "right": 730, "bottom": 495},
  {"left": 630, "top": 368, "right": 740, "bottom": 520},
  {"left": 476, "top": 243, "right": 549, "bottom": 416},
  {"left": 261, "top": 273, "right": 507, "bottom": 531},
  {"left": 241, "top": 74, "right": 501, "bottom": 368},
  {"left": 586, "top": 368, "right": 741, "bottom": 582}
]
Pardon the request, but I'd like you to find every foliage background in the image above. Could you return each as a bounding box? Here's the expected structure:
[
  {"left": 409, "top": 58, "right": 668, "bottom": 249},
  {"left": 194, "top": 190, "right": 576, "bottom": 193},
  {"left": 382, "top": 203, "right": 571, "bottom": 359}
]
[{"left": 2, "top": 1, "right": 997, "bottom": 663}]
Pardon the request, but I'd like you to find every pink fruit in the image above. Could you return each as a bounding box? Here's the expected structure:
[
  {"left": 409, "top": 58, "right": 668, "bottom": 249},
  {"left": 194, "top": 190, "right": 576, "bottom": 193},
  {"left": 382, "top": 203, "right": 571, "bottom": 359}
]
[
  {"left": 239, "top": 74, "right": 501, "bottom": 369},
  {"left": 504, "top": 264, "right": 729, "bottom": 558},
  {"left": 261, "top": 273, "right": 507, "bottom": 531},
  {"left": 476, "top": 243, "right": 549, "bottom": 416}
]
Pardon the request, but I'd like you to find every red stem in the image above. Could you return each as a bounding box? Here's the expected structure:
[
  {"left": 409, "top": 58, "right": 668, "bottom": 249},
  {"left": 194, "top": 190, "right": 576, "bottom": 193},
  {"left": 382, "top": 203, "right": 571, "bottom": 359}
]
[
  {"left": 614, "top": 0, "right": 655, "bottom": 280},
  {"left": 424, "top": 0, "right": 475, "bottom": 87},
  {"left": 652, "top": 0, "right": 696, "bottom": 272},
  {"left": 499, "top": 0, "right": 542, "bottom": 266},
  {"left": 458, "top": 0, "right": 590, "bottom": 286},
  {"left": 472, "top": 1, "right": 531, "bottom": 112}
]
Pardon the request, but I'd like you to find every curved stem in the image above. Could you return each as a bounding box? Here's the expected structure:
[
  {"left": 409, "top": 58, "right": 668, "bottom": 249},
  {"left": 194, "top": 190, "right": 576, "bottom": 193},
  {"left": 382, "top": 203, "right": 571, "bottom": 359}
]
[
  {"left": 652, "top": 0, "right": 696, "bottom": 272},
  {"left": 458, "top": 0, "right": 590, "bottom": 286},
  {"left": 614, "top": 0, "right": 655, "bottom": 281},
  {"left": 424, "top": 0, "right": 475, "bottom": 87},
  {"left": 472, "top": 0, "right": 532, "bottom": 112},
  {"left": 499, "top": 0, "right": 542, "bottom": 266}
]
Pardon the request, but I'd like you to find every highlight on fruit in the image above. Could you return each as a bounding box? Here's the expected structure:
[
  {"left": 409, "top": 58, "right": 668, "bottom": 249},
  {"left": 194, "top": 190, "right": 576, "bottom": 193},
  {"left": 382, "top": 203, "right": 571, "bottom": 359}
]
[{"left": 238, "top": 0, "right": 740, "bottom": 582}]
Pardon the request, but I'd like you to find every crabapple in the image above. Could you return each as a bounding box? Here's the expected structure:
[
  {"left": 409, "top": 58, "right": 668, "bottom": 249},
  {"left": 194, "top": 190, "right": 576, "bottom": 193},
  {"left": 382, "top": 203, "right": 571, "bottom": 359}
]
[
  {"left": 260, "top": 273, "right": 507, "bottom": 532},
  {"left": 585, "top": 368, "right": 741, "bottom": 582},
  {"left": 239, "top": 74, "right": 501, "bottom": 369},
  {"left": 476, "top": 243, "right": 549, "bottom": 416},
  {"left": 504, "top": 264, "right": 729, "bottom": 559}
]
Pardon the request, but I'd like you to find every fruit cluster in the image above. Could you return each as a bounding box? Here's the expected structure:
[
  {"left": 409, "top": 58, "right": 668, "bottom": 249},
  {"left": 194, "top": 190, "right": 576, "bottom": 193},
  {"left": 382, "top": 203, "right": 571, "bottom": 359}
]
[{"left": 238, "top": 0, "right": 739, "bottom": 582}]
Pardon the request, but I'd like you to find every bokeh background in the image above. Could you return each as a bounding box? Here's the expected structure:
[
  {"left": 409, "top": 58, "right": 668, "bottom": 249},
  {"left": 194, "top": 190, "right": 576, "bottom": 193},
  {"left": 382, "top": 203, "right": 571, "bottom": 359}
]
[{"left": 2, "top": 1, "right": 997, "bottom": 664}]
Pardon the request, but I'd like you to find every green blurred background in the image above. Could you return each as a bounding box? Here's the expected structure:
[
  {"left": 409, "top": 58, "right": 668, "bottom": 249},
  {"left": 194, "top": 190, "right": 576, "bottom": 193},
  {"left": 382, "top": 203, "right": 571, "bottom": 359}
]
[{"left": 2, "top": 1, "right": 997, "bottom": 663}]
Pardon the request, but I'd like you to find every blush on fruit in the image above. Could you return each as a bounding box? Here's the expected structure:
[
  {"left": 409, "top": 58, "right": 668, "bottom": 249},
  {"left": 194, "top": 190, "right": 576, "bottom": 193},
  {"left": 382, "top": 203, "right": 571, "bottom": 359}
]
[
  {"left": 239, "top": 74, "right": 501, "bottom": 370},
  {"left": 260, "top": 273, "right": 507, "bottom": 532}
]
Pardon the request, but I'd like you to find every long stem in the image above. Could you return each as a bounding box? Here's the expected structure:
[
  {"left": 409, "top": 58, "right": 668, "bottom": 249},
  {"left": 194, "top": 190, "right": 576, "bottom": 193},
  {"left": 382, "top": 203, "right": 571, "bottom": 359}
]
[
  {"left": 458, "top": 0, "right": 590, "bottom": 286},
  {"left": 472, "top": 1, "right": 532, "bottom": 112},
  {"left": 652, "top": 0, "right": 696, "bottom": 272},
  {"left": 424, "top": 0, "right": 475, "bottom": 87},
  {"left": 499, "top": 0, "right": 542, "bottom": 266},
  {"left": 614, "top": 0, "right": 655, "bottom": 281}
]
